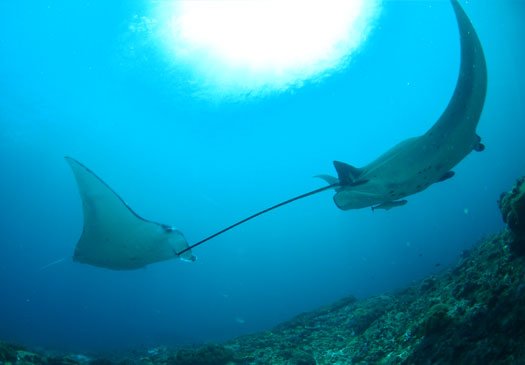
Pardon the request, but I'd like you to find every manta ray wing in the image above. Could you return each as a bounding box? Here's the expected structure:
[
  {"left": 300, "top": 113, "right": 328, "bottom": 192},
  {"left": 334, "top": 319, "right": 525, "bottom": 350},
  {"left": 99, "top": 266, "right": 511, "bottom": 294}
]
[{"left": 65, "top": 157, "right": 195, "bottom": 270}]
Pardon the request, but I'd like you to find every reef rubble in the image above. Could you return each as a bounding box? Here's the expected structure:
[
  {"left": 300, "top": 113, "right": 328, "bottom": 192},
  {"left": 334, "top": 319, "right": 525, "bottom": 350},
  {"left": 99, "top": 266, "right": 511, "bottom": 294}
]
[
  {"left": 499, "top": 176, "right": 525, "bottom": 255},
  {"left": 2, "top": 177, "right": 525, "bottom": 364}
]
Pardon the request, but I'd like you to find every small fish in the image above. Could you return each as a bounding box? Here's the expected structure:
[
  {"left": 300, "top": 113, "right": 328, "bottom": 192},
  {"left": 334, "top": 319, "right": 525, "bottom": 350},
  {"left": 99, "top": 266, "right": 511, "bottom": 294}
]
[{"left": 371, "top": 200, "right": 408, "bottom": 211}]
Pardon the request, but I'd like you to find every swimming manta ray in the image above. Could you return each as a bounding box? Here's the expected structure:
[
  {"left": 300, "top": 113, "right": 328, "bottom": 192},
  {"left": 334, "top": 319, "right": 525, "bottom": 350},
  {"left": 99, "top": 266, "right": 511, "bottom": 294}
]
[
  {"left": 66, "top": 157, "right": 196, "bottom": 270},
  {"left": 318, "top": 0, "right": 487, "bottom": 210},
  {"left": 65, "top": 0, "right": 486, "bottom": 270}
]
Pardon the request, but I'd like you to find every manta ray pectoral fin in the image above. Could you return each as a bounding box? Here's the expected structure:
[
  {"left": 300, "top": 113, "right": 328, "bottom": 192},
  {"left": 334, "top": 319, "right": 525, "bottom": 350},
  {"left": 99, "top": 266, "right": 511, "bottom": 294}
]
[
  {"left": 333, "top": 161, "right": 363, "bottom": 186},
  {"left": 438, "top": 171, "right": 455, "bottom": 182}
]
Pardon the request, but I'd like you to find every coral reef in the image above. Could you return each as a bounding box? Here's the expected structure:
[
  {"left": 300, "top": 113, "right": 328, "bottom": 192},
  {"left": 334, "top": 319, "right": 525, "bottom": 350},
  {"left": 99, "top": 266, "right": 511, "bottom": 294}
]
[
  {"left": 499, "top": 176, "right": 525, "bottom": 255},
  {"left": 1, "top": 177, "right": 525, "bottom": 364},
  {"left": 223, "top": 231, "right": 525, "bottom": 364},
  {"left": 167, "top": 344, "right": 234, "bottom": 365},
  {"left": 0, "top": 342, "right": 21, "bottom": 363}
]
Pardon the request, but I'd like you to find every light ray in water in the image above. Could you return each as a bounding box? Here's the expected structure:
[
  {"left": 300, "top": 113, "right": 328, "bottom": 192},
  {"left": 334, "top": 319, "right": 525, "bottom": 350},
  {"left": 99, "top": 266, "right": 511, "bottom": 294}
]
[{"left": 131, "top": 0, "right": 380, "bottom": 99}]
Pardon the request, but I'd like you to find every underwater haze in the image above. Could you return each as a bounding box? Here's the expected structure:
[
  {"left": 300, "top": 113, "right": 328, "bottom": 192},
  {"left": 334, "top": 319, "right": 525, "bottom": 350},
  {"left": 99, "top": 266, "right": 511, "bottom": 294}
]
[{"left": 1, "top": 0, "right": 525, "bottom": 353}]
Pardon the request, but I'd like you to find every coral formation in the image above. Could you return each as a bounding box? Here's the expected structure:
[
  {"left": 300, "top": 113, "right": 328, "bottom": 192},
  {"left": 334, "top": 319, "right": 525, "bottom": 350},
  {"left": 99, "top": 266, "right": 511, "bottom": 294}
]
[
  {"left": 1, "top": 177, "right": 525, "bottom": 364},
  {"left": 499, "top": 176, "right": 525, "bottom": 255},
  {"left": 168, "top": 344, "right": 234, "bottom": 365},
  {"left": 0, "top": 342, "right": 21, "bottom": 363}
]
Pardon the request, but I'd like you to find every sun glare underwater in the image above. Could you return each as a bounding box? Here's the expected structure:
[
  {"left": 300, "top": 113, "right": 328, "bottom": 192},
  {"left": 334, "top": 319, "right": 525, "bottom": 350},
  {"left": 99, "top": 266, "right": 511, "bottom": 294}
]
[
  {"left": 130, "top": 0, "right": 380, "bottom": 100},
  {"left": 1, "top": 0, "right": 525, "bottom": 356}
]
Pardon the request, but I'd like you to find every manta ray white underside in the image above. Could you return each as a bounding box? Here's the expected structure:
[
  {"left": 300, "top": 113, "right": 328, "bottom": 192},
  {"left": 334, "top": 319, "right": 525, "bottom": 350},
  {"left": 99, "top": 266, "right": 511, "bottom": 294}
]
[{"left": 66, "top": 157, "right": 195, "bottom": 270}]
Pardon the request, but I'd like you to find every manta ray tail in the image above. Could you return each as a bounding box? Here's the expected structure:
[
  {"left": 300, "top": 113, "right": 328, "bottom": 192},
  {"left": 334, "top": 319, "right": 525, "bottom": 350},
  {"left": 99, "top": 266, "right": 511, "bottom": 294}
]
[{"left": 177, "top": 183, "right": 337, "bottom": 255}]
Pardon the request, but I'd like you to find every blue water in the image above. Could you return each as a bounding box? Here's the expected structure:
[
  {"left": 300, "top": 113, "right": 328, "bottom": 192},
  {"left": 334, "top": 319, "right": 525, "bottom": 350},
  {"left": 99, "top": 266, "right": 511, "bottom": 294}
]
[{"left": 1, "top": 0, "right": 524, "bottom": 353}]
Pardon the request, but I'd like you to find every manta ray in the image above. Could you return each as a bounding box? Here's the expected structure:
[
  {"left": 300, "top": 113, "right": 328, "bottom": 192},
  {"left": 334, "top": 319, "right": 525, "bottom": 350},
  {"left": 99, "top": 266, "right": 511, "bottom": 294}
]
[
  {"left": 318, "top": 0, "right": 487, "bottom": 210},
  {"left": 65, "top": 0, "right": 486, "bottom": 270},
  {"left": 66, "top": 157, "right": 196, "bottom": 270}
]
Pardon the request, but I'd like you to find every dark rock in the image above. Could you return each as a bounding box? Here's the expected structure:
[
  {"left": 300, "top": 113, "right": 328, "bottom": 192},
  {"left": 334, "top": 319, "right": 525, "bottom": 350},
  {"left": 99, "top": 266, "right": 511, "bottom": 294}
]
[
  {"left": 90, "top": 359, "right": 114, "bottom": 365},
  {"left": 420, "top": 276, "right": 437, "bottom": 292},
  {"left": 47, "top": 356, "right": 83, "bottom": 365},
  {"left": 421, "top": 303, "right": 452, "bottom": 335},
  {"left": 0, "top": 342, "right": 19, "bottom": 362},
  {"left": 288, "top": 349, "right": 316, "bottom": 365},
  {"left": 169, "top": 344, "right": 234, "bottom": 365},
  {"left": 499, "top": 176, "right": 525, "bottom": 255}
]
